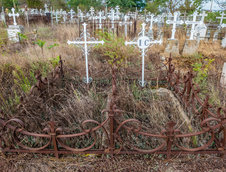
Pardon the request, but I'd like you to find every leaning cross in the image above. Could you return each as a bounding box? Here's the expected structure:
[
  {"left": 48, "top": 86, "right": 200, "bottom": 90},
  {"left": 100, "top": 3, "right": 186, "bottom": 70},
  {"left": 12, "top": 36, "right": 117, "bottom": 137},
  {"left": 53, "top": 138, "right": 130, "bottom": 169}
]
[
  {"left": 185, "top": 11, "right": 201, "bottom": 40},
  {"left": 125, "top": 23, "right": 162, "bottom": 87},
  {"left": 216, "top": 12, "right": 226, "bottom": 28},
  {"left": 8, "top": 8, "right": 19, "bottom": 26},
  {"left": 95, "top": 11, "right": 106, "bottom": 29},
  {"left": 166, "top": 12, "right": 184, "bottom": 40},
  {"left": 67, "top": 23, "right": 105, "bottom": 84}
]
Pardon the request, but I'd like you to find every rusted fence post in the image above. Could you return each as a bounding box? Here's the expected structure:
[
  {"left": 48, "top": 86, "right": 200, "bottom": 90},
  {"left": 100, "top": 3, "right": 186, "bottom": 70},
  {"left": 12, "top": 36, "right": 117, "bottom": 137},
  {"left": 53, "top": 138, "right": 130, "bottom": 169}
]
[{"left": 48, "top": 122, "right": 59, "bottom": 158}]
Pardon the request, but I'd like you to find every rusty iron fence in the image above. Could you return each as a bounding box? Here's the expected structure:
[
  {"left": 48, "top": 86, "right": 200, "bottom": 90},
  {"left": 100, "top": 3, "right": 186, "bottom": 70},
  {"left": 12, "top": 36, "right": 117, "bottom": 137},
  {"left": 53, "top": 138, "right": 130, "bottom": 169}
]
[{"left": 0, "top": 57, "right": 225, "bottom": 159}]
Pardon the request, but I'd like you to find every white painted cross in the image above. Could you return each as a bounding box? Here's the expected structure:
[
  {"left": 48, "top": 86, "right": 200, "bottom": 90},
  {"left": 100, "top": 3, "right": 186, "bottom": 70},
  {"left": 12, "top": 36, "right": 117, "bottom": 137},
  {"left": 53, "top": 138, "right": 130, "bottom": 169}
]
[
  {"left": 185, "top": 11, "right": 201, "bottom": 40},
  {"left": 146, "top": 14, "right": 157, "bottom": 31},
  {"left": 200, "top": 11, "right": 207, "bottom": 23},
  {"left": 166, "top": 12, "right": 184, "bottom": 40},
  {"left": 125, "top": 23, "right": 162, "bottom": 87},
  {"left": 54, "top": 10, "right": 61, "bottom": 24},
  {"left": 89, "top": 7, "right": 95, "bottom": 17},
  {"left": 108, "top": 8, "right": 120, "bottom": 29},
  {"left": 95, "top": 11, "right": 106, "bottom": 29},
  {"left": 69, "top": 9, "right": 75, "bottom": 23},
  {"left": 44, "top": 4, "right": 49, "bottom": 13},
  {"left": 119, "top": 15, "right": 132, "bottom": 37},
  {"left": 216, "top": 12, "right": 226, "bottom": 28},
  {"left": 78, "top": 10, "right": 85, "bottom": 22},
  {"left": 115, "top": 6, "right": 120, "bottom": 17},
  {"left": 8, "top": 8, "right": 19, "bottom": 26},
  {"left": 67, "top": 23, "right": 105, "bottom": 84},
  {"left": 62, "top": 11, "right": 67, "bottom": 23}
]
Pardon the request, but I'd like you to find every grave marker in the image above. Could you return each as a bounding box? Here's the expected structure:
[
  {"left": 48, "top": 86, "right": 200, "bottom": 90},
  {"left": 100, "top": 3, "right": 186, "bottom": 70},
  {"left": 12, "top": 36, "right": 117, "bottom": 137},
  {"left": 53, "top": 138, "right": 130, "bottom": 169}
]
[
  {"left": 125, "top": 23, "right": 162, "bottom": 87},
  {"left": 67, "top": 23, "right": 104, "bottom": 84},
  {"left": 166, "top": 12, "right": 184, "bottom": 40},
  {"left": 216, "top": 12, "right": 226, "bottom": 28},
  {"left": 108, "top": 8, "right": 120, "bottom": 29},
  {"left": 119, "top": 15, "right": 132, "bottom": 38},
  {"left": 95, "top": 11, "right": 106, "bottom": 29},
  {"left": 185, "top": 12, "right": 201, "bottom": 40},
  {"left": 8, "top": 8, "right": 19, "bottom": 26}
]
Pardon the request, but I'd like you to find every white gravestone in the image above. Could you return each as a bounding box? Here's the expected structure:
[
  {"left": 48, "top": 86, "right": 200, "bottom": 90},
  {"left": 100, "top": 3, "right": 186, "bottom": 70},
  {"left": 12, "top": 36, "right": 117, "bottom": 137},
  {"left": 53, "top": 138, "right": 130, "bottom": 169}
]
[
  {"left": 1, "top": 10, "right": 6, "bottom": 23},
  {"left": 119, "top": 15, "right": 132, "bottom": 38},
  {"left": 67, "top": 23, "right": 104, "bottom": 84},
  {"left": 166, "top": 12, "right": 184, "bottom": 40},
  {"left": 220, "top": 63, "right": 226, "bottom": 88},
  {"left": 125, "top": 23, "right": 162, "bottom": 87},
  {"left": 95, "top": 11, "right": 106, "bottom": 29}
]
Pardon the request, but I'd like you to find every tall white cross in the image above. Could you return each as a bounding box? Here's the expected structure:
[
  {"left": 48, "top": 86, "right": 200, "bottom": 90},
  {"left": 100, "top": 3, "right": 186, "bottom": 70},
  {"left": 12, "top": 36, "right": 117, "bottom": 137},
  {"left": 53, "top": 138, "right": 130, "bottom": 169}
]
[
  {"left": 8, "top": 8, "right": 19, "bottom": 26},
  {"left": 185, "top": 11, "right": 201, "bottom": 40},
  {"left": 69, "top": 9, "right": 75, "bottom": 23},
  {"left": 95, "top": 11, "right": 106, "bottom": 29},
  {"left": 54, "top": 10, "right": 61, "bottom": 24},
  {"left": 67, "top": 23, "right": 104, "bottom": 84},
  {"left": 115, "top": 6, "right": 120, "bottom": 17},
  {"left": 108, "top": 8, "right": 119, "bottom": 29},
  {"left": 199, "top": 11, "right": 207, "bottom": 23},
  {"left": 216, "top": 12, "right": 226, "bottom": 28},
  {"left": 89, "top": 7, "right": 95, "bottom": 17},
  {"left": 125, "top": 23, "right": 162, "bottom": 87},
  {"left": 119, "top": 15, "right": 132, "bottom": 38},
  {"left": 166, "top": 12, "right": 184, "bottom": 40}
]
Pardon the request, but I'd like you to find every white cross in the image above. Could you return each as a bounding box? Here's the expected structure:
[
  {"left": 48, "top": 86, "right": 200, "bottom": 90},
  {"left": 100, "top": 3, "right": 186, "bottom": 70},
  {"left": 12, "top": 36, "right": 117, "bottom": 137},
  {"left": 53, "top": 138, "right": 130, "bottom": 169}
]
[
  {"left": 115, "top": 6, "right": 120, "bottom": 16},
  {"left": 67, "top": 23, "right": 105, "bottom": 84},
  {"left": 146, "top": 14, "right": 158, "bottom": 32},
  {"left": 185, "top": 11, "right": 201, "bottom": 40},
  {"left": 199, "top": 11, "right": 207, "bottom": 23},
  {"left": 125, "top": 23, "right": 162, "bottom": 87},
  {"left": 8, "top": 8, "right": 19, "bottom": 26},
  {"left": 44, "top": 4, "right": 49, "bottom": 13},
  {"left": 90, "top": 7, "right": 95, "bottom": 16},
  {"left": 95, "top": 11, "right": 106, "bottom": 29},
  {"left": 216, "top": 12, "right": 226, "bottom": 28},
  {"left": 119, "top": 15, "right": 132, "bottom": 38},
  {"left": 69, "top": 9, "right": 75, "bottom": 23},
  {"left": 78, "top": 11, "right": 85, "bottom": 22},
  {"left": 166, "top": 12, "right": 184, "bottom": 40},
  {"left": 54, "top": 10, "right": 61, "bottom": 24},
  {"left": 62, "top": 11, "right": 67, "bottom": 23},
  {"left": 108, "top": 8, "right": 119, "bottom": 29}
]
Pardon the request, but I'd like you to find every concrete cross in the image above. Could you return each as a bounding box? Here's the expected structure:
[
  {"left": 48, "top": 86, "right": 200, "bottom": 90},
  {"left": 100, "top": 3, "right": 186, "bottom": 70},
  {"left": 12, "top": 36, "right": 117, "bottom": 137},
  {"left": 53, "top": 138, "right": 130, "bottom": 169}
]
[
  {"left": 119, "top": 15, "right": 132, "bottom": 38},
  {"left": 108, "top": 8, "right": 120, "bottom": 29},
  {"left": 200, "top": 11, "right": 207, "bottom": 23},
  {"left": 125, "top": 23, "right": 162, "bottom": 87},
  {"left": 166, "top": 12, "right": 184, "bottom": 40},
  {"left": 216, "top": 12, "right": 226, "bottom": 28},
  {"left": 67, "top": 23, "right": 105, "bottom": 84},
  {"left": 95, "top": 11, "right": 106, "bottom": 29},
  {"left": 8, "top": 8, "right": 19, "bottom": 26},
  {"left": 185, "top": 11, "right": 201, "bottom": 40}
]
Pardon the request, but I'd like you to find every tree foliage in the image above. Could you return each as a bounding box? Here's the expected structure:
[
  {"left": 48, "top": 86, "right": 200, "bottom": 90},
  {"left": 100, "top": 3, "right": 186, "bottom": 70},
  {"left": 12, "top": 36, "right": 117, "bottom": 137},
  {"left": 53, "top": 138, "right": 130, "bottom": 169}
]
[
  {"left": 106, "top": 0, "right": 145, "bottom": 12},
  {"left": 1, "top": 0, "right": 19, "bottom": 9},
  {"left": 26, "top": 0, "right": 43, "bottom": 9},
  {"left": 67, "top": 0, "right": 102, "bottom": 11}
]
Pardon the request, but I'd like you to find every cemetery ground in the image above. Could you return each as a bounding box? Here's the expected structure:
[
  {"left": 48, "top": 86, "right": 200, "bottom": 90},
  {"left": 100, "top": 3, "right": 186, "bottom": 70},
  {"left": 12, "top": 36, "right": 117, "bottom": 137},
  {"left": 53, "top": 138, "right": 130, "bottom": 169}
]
[{"left": 0, "top": 23, "right": 226, "bottom": 171}]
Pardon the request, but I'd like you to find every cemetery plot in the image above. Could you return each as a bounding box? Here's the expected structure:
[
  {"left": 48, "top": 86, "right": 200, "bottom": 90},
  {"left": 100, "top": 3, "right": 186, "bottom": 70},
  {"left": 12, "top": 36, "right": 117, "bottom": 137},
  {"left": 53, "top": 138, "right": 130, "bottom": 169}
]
[{"left": 0, "top": 4, "right": 225, "bottom": 163}]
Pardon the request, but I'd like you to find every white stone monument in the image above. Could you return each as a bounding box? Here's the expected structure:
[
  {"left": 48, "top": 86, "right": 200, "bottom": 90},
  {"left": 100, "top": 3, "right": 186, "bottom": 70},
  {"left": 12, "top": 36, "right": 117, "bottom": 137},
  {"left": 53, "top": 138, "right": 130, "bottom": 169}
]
[
  {"left": 125, "top": 23, "right": 162, "bottom": 87},
  {"left": 67, "top": 23, "right": 104, "bottom": 84}
]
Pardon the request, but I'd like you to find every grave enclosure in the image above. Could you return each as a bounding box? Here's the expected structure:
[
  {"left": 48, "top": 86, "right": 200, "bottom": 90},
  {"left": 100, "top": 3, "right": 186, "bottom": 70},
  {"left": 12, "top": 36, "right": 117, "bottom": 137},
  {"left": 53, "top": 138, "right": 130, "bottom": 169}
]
[{"left": 0, "top": 6, "right": 226, "bottom": 159}]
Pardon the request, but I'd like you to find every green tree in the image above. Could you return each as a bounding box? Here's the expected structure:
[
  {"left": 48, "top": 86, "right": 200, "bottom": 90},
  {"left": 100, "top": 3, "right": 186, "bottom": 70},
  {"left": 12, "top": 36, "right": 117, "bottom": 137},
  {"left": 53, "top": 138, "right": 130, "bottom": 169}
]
[
  {"left": 26, "top": 0, "right": 43, "bottom": 8},
  {"left": 67, "top": 0, "right": 102, "bottom": 11},
  {"left": 50, "top": 0, "right": 68, "bottom": 10},
  {"left": 1, "top": 0, "right": 18, "bottom": 9}
]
